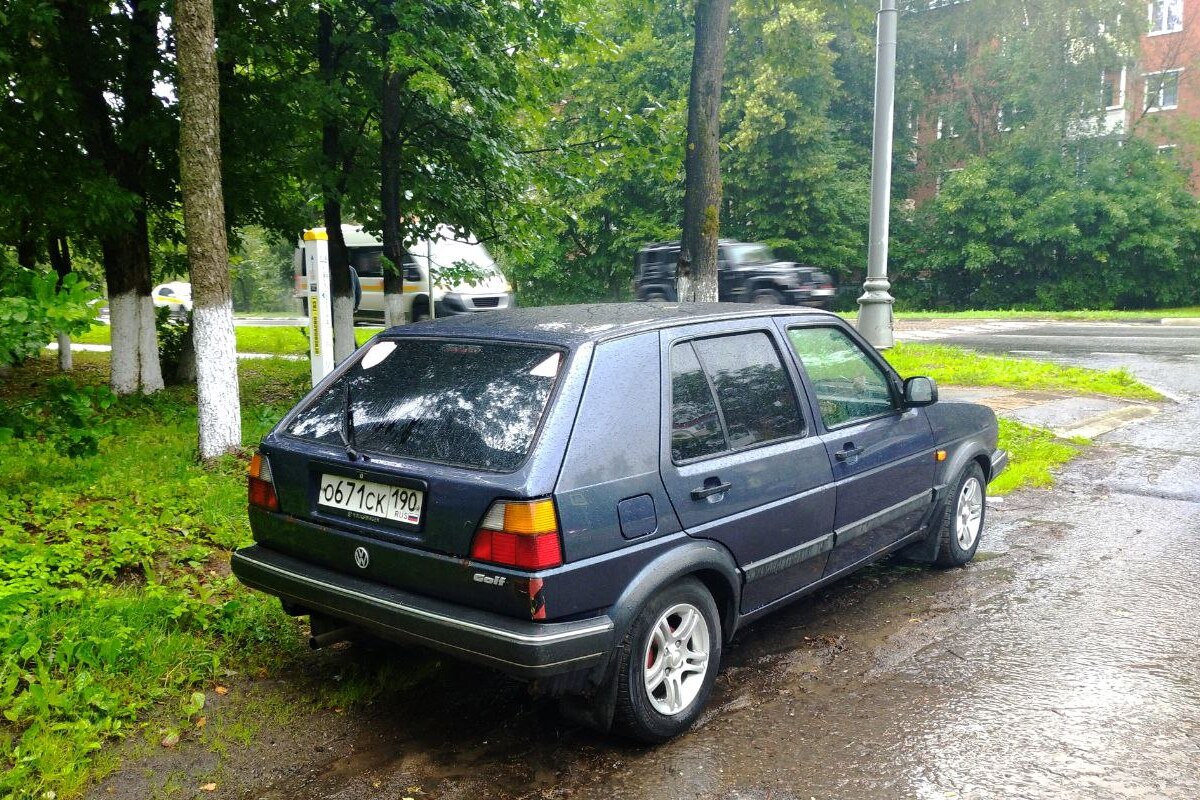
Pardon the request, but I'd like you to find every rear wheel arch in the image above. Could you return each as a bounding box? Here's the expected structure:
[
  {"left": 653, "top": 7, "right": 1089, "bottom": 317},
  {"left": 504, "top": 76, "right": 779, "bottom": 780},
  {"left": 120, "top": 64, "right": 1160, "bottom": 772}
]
[{"left": 607, "top": 541, "right": 740, "bottom": 651}]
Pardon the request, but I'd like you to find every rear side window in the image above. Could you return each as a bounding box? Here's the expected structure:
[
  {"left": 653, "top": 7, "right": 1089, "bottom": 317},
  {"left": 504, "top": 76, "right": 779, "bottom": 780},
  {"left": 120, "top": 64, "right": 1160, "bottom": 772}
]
[
  {"left": 669, "top": 332, "right": 804, "bottom": 462},
  {"left": 285, "top": 339, "right": 564, "bottom": 472},
  {"left": 670, "top": 344, "right": 727, "bottom": 462}
]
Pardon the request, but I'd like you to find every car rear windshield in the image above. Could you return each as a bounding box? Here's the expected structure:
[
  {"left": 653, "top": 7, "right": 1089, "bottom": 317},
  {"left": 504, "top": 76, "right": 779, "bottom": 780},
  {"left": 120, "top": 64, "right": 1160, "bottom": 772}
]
[{"left": 284, "top": 338, "right": 565, "bottom": 472}]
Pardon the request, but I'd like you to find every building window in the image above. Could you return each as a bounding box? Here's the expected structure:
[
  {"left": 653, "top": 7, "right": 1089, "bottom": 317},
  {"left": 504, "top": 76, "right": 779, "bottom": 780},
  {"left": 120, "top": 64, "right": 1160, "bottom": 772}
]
[
  {"left": 1157, "top": 143, "right": 1179, "bottom": 159},
  {"left": 1102, "top": 68, "right": 1126, "bottom": 109},
  {"left": 1145, "top": 70, "right": 1181, "bottom": 111},
  {"left": 1149, "top": 0, "right": 1183, "bottom": 34}
]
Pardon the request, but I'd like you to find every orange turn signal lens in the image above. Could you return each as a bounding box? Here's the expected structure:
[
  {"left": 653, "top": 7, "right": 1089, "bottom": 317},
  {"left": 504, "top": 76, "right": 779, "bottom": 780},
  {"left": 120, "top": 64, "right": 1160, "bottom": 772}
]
[
  {"left": 503, "top": 499, "right": 558, "bottom": 535},
  {"left": 935, "top": 450, "right": 947, "bottom": 462},
  {"left": 247, "top": 453, "right": 279, "bottom": 511}
]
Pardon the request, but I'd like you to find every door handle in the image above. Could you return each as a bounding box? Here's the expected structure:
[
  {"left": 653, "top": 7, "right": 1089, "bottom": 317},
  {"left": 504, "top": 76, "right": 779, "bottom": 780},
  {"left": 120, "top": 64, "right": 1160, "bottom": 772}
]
[
  {"left": 691, "top": 480, "right": 732, "bottom": 500},
  {"left": 835, "top": 444, "right": 864, "bottom": 462}
]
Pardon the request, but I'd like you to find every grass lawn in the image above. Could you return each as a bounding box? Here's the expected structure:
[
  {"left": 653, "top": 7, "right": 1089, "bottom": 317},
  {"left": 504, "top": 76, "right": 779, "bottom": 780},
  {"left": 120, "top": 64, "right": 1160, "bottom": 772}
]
[
  {"left": 839, "top": 306, "right": 1200, "bottom": 321},
  {"left": 0, "top": 354, "right": 313, "bottom": 799},
  {"left": 882, "top": 342, "right": 1161, "bottom": 401},
  {"left": 0, "top": 339, "right": 1132, "bottom": 797},
  {"left": 991, "top": 419, "right": 1084, "bottom": 495},
  {"left": 73, "top": 324, "right": 381, "bottom": 355}
]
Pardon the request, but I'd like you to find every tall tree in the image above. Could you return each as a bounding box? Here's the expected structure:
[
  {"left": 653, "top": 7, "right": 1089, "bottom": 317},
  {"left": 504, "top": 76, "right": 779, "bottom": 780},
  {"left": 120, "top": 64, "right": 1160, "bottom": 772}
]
[
  {"left": 177, "top": 0, "right": 242, "bottom": 459},
  {"left": 55, "top": 0, "right": 171, "bottom": 394},
  {"left": 678, "top": 0, "right": 733, "bottom": 302}
]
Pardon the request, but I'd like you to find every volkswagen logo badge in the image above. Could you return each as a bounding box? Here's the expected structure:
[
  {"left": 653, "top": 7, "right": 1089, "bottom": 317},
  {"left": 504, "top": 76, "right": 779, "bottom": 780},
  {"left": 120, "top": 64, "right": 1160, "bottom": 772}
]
[{"left": 353, "top": 546, "right": 370, "bottom": 569}]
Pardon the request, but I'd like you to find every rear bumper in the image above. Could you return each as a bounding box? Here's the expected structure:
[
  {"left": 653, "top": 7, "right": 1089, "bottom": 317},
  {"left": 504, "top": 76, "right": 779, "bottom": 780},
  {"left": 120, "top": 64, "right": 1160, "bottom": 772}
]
[
  {"left": 990, "top": 448, "right": 1010, "bottom": 481},
  {"left": 231, "top": 545, "right": 614, "bottom": 679}
]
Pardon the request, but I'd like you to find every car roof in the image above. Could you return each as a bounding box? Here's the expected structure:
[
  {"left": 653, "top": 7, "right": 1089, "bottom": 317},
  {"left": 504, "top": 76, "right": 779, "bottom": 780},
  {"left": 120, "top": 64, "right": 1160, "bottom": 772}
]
[{"left": 379, "top": 302, "right": 840, "bottom": 347}]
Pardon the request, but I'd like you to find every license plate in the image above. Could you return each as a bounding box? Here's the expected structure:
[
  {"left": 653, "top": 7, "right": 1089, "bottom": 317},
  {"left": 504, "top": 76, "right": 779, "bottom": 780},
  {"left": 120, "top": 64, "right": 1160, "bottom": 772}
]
[
  {"left": 810, "top": 288, "right": 835, "bottom": 296},
  {"left": 318, "top": 474, "right": 423, "bottom": 525}
]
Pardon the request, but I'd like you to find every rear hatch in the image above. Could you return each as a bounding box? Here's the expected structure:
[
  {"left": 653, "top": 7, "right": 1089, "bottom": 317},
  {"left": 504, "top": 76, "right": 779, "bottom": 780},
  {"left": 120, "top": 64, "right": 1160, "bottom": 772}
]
[{"left": 258, "top": 336, "right": 570, "bottom": 565}]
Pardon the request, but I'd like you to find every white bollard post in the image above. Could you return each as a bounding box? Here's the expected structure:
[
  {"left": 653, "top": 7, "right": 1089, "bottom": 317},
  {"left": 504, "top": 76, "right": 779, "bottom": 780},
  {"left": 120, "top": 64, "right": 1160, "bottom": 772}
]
[{"left": 303, "top": 229, "right": 336, "bottom": 386}]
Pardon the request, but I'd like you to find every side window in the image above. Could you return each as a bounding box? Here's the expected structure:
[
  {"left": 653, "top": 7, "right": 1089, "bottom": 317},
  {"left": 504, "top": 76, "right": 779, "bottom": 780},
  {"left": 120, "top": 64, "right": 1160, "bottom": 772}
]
[
  {"left": 787, "top": 327, "right": 896, "bottom": 428},
  {"left": 669, "top": 332, "right": 805, "bottom": 463},
  {"left": 670, "top": 343, "right": 727, "bottom": 462},
  {"left": 350, "top": 247, "right": 384, "bottom": 278},
  {"left": 692, "top": 333, "right": 804, "bottom": 448}
]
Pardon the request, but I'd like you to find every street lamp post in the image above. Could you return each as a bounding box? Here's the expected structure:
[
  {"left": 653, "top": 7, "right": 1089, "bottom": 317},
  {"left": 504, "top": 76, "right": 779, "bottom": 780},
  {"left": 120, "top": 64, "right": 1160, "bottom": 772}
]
[{"left": 858, "top": 0, "right": 898, "bottom": 348}]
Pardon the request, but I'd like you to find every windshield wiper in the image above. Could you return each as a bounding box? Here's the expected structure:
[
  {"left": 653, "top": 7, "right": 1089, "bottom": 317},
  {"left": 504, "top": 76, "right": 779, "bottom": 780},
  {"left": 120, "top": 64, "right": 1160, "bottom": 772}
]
[{"left": 340, "top": 380, "right": 359, "bottom": 461}]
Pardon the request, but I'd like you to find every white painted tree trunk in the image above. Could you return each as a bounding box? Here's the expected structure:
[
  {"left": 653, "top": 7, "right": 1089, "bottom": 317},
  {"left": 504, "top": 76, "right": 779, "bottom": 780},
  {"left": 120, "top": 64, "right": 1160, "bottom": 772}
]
[
  {"left": 177, "top": 0, "right": 240, "bottom": 460},
  {"left": 332, "top": 294, "right": 356, "bottom": 363},
  {"left": 109, "top": 290, "right": 140, "bottom": 394},
  {"left": 108, "top": 292, "right": 163, "bottom": 393},
  {"left": 138, "top": 294, "right": 164, "bottom": 393},
  {"left": 193, "top": 302, "right": 241, "bottom": 459},
  {"left": 384, "top": 291, "right": 406, "bottom": 328},
  {"left": 56, "top": 332, "right": 73, "bottom": 371}
]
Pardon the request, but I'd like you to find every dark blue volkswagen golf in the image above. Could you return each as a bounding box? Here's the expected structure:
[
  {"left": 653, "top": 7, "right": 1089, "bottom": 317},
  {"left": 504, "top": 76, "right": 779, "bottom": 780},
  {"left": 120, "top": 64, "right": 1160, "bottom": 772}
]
[{"left": 232, "top": 303, "right": 1006, "bottom": 742}]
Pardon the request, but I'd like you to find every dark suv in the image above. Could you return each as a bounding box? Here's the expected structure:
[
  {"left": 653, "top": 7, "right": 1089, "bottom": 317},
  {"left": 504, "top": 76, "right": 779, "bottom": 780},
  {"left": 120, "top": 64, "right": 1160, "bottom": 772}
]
[
  {"left": 232, "top": 303, "right": 1006, "bottom": 742},
  {"left": 634, "top": 241, "right": 835, "bottom": 307}
]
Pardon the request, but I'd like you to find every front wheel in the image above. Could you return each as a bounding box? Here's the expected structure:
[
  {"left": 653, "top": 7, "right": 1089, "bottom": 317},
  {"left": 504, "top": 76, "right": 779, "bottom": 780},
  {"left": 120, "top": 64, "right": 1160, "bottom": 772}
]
[
  {"left": 934, "top": 463, "right": 987, "bottom": 567},
  {"left": 613, "top": 578, "right": 721, "bottom": 743}
]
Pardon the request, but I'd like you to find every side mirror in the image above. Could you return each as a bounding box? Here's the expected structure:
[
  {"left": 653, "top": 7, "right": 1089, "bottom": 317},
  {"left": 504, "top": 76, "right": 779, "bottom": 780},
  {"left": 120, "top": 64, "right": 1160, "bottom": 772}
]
[{"left": 904, "top": 376, "right": 938, "bottom": 407}]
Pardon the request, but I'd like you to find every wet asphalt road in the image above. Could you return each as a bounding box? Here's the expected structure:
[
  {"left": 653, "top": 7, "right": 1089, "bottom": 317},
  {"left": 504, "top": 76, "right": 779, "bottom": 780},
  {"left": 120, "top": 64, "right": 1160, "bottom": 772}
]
[{"left": 92, "top": 320, "right": 1200, "bottom": 800}]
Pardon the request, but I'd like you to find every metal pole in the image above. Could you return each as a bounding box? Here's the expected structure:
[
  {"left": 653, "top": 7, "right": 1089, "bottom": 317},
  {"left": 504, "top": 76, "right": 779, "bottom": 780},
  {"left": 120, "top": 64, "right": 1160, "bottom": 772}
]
[
  {"left": 427, "top": 237, "right": 436, "bottom": 320},
  {"left": 858, "top": 0, "right": 898, "bottom": 348}
]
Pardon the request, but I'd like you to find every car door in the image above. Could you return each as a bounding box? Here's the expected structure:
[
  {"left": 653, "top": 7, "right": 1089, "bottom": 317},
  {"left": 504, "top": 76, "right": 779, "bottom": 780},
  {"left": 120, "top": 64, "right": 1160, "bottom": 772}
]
[
  {"left": 658, "top": 320, "right": 836, "bottom": 613},
  {"left": 779, "top": 321, "right": 936, "bottom": 577}
]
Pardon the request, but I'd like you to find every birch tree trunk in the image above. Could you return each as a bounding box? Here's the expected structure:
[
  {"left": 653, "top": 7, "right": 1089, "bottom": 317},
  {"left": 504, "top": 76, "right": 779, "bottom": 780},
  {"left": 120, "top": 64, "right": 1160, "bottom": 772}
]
[
  {"left": 177, "top": 0, "right": 242, "bottom": 460},
  {"left": 679, "top": 0, "right": 732, "bottom": 304}
]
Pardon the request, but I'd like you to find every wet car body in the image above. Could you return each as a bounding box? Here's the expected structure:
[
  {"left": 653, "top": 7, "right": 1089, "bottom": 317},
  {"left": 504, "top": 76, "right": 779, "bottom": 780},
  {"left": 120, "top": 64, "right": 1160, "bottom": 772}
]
[{"left": 232, "top": 303, "right": 1006, "bottom": 740}]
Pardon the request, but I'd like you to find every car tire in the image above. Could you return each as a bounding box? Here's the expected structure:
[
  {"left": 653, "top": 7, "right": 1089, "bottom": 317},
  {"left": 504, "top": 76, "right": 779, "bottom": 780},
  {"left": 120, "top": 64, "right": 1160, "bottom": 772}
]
[
  {"left": 933, "top": 462, "right": 987, "bottom": 568},
  {"left": 411, "top": 298, "right": 430, "bottom": 322},
  {"left": 644, "top": 291, "right": 669, "bottom": 302},
  {"left": 751, "top": 288, "right": 785, "bottom": 304},
  {"left": 613, "top": 578, "right": 721, "bottom": 743}
]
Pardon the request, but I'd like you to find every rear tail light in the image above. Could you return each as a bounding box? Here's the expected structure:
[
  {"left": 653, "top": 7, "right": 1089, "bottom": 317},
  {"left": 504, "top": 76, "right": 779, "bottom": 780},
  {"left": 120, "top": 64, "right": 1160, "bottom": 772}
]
[
  {"left": 248, "top": 453, "right": 279, "bottom": 511},
  {"left": 470, "top": 499, "right": 562, "bottom": 570}
]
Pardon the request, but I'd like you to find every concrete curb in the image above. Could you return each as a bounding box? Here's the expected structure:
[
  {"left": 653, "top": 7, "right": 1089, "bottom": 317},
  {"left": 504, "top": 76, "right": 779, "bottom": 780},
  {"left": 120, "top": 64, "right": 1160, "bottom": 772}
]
[
  {"left": 1160, "top": 318, "right": 1200, "bottom": 327},
  {"left": 1053, "top": 404, "right": 1160, "bottom": 440}
]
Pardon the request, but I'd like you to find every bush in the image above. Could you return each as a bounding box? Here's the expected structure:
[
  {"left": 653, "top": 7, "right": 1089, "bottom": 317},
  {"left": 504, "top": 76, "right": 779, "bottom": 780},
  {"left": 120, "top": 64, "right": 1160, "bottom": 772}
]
[
  {"left": 0, "top": 263, "right": 99, "bottom": 367},
  {"left": 893, "top": 135, "right": 1200, "bottom": 311}
]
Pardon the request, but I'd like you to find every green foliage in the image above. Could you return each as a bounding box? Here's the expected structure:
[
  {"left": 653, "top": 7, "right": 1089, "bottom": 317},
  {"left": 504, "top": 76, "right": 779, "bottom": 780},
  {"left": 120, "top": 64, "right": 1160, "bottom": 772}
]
[
  {"left": 501, "top": 0, "right": 876, "bottom": 304},
  {"left": 992, "top": 418, "right": 1085, "bottom": 495},
  {"left": 882, "top": 341, "right": 1162, "bottom": 401},
  {"left": 155, "top": 306, "right": 192, "bottom": 380},
  {"left": 0, "top": 263, "right": 99, "bottom": 367},
  {"left": 0, "top": 355, "right": 312, "bottom": 798},
  {"left": 894, "top": 135, "right": 1200, "bottom": 311},
  {"left": 0, "top": 378, "right": 117, "bottom": 458},
  {"left": 229, "top": 227, "right": 296, "bottom": 313}
]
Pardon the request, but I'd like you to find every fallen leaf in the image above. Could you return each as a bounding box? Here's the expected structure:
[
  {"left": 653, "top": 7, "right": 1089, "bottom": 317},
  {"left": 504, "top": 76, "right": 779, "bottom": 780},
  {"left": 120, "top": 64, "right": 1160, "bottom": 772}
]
[
  {"left": 160, "top": 732, "right": 180, "bottom": 748},
  {"left": 214, "top": 685, "right": 229, "bottom": 696},
  {"left": 200, "top": 783, "right": 217, "bottom": 792},
  {"left": 195, "top": 716, "right": 207, "bottom": 729}
]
